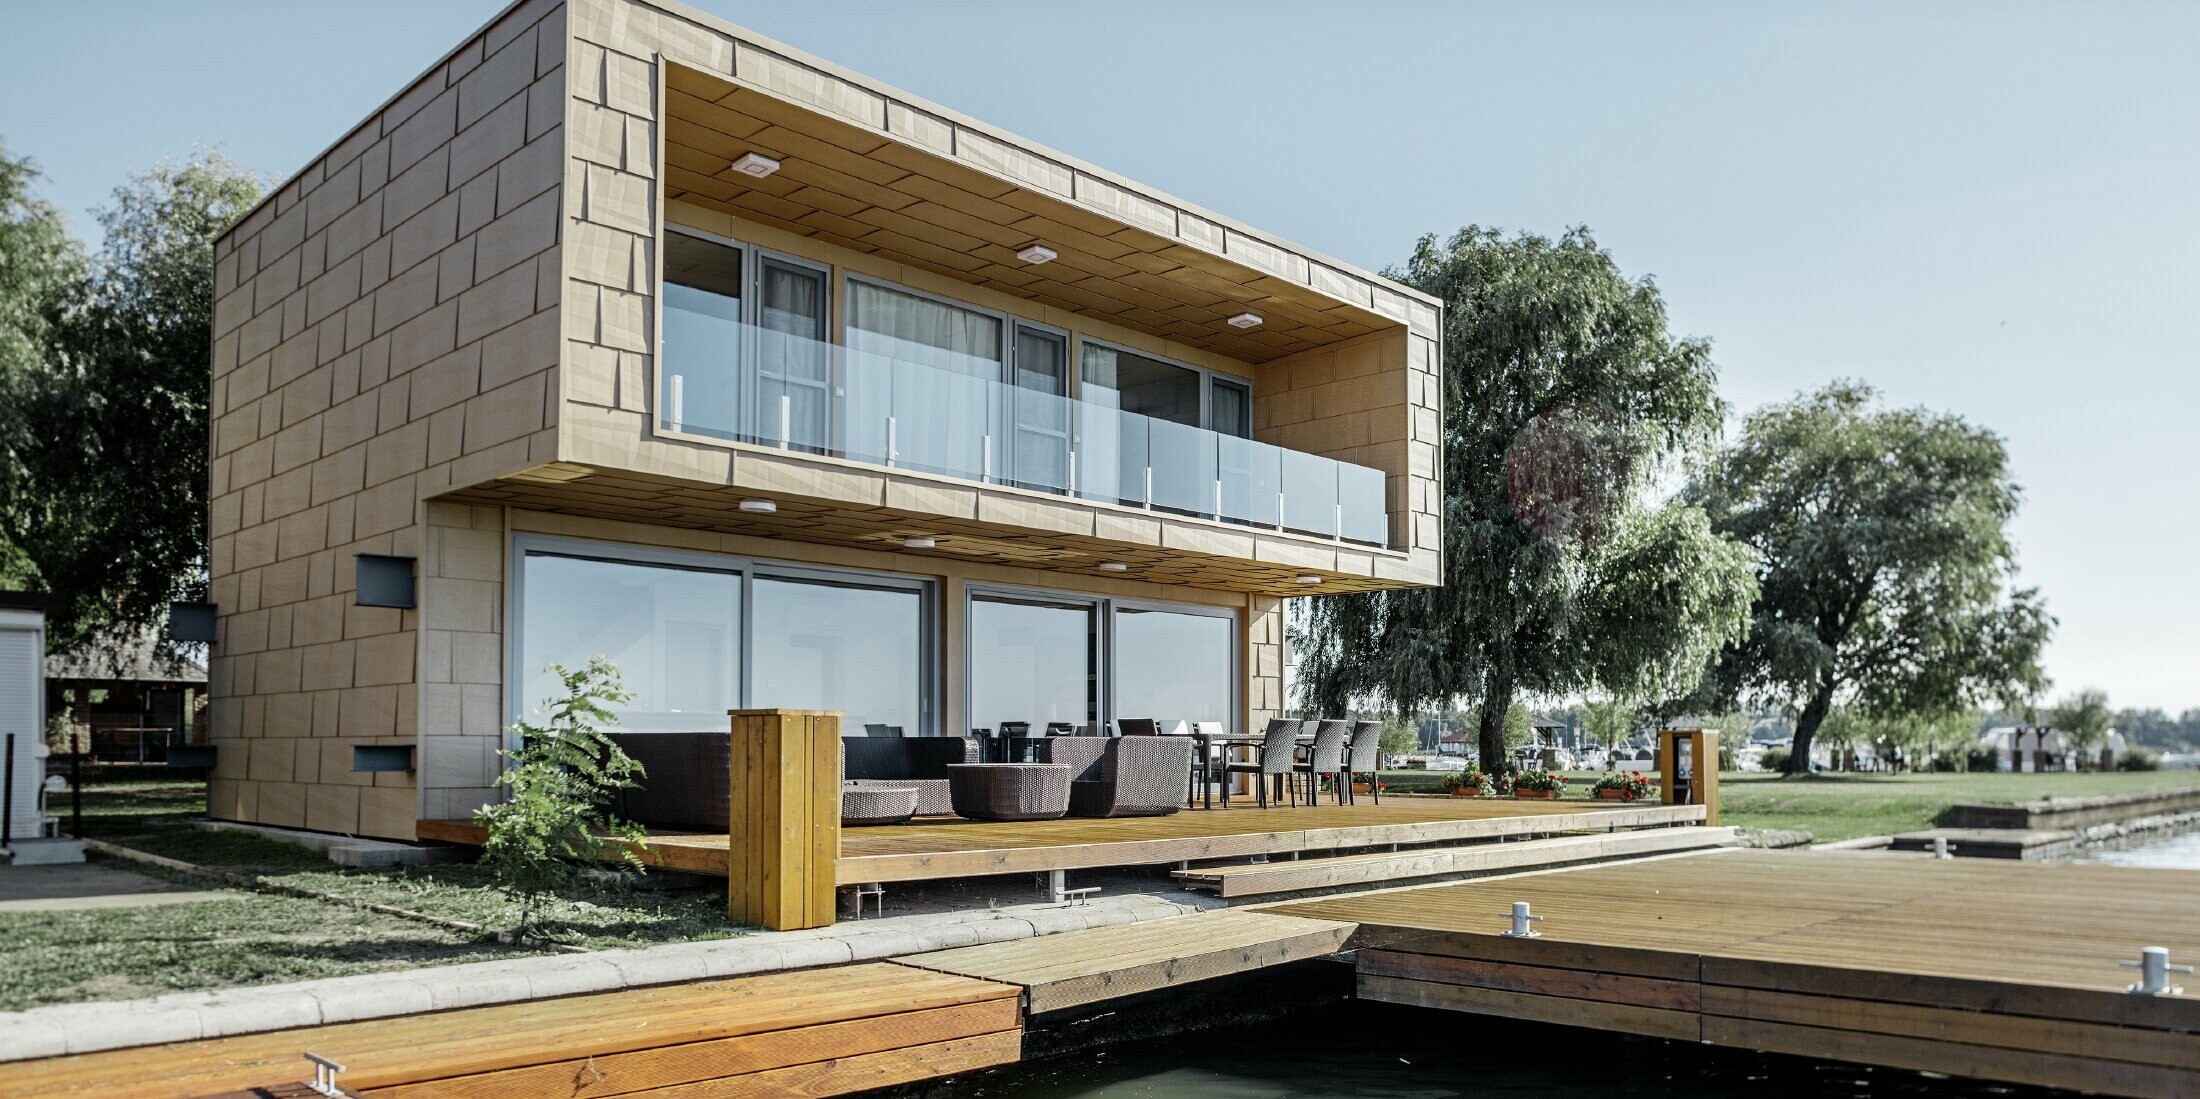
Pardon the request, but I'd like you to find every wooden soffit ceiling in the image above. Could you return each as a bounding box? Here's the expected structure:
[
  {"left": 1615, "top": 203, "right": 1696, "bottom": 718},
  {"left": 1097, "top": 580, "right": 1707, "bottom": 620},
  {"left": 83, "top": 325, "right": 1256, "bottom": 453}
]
[{"left": 661, "top": 63, "right": 1404, "bottom": 365}]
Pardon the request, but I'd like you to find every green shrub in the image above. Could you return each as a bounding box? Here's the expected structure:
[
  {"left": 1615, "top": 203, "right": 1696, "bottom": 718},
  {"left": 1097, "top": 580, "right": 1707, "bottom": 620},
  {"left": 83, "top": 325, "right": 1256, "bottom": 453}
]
[
  {"left": 1930, "top": 746, "right": 1968, "bottom": 773},
  {"left": 1757, "top": 747, "right": 1790, "bottom": 773},
  {"left": 1378, "top": 719, "right": 1419, "bottom": 760},
  {"left": 1965, "top": 744, "right": 2003, "bottom": 773},
  {"left": 2117, "top": 747, "right": 2163, "bottom": 772},
  {"left": 475, "top": 657, "right": 648, "bottom": 938}
]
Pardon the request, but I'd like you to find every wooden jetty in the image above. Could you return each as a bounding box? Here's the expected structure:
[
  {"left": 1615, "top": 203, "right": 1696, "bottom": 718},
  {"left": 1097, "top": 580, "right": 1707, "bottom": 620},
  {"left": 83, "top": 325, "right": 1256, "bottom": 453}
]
[
  {"left": 1280, "top": 849, "right": 2200, "bottom": 1098},
  {"left": 1172, "top": 824, "right": 1733, "bottom": 897},
  {"left": 0, "top": 963, "right": 1020, "bottom": 1099}
]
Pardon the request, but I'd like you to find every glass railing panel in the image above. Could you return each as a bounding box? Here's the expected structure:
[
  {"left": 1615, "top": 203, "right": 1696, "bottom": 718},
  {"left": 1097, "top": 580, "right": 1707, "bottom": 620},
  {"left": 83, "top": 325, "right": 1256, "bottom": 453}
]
[
  {"left": 1338, "top": 463, "right": 1389, "bottom": 545},
  {"left": 1280, "top": 449, "right": 1339, "bottom": 538},
  {"left": 1218, "top": 435, "right": 1282, "bottom": 528},
  {"left": 656, "top": 317, "right": 1392, "bottom": 547},
  {"left": 1148, "top": 417, "right": 1217, "bottom": 516}
]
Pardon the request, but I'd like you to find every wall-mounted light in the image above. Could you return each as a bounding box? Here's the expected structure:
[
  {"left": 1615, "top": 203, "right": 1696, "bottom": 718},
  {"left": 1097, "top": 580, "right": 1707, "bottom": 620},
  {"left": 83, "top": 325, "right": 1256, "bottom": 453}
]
[
  {"left": 1097, "top": 562, "right": 1129, "bottom": 572},
  {"left": 1294, "top": 574, "right": 1323, "bottom": 585},
  {"left": 738, "top": 499, "right": 777, "bottom": 514},
  {"left": 355, "top": 554, "right": 418, "bottom": 608},
  {"left": 730, "top": 152, "right": 781, "bottom": 179},
  {"left": 1016, "top": 243, "right": 1057, "bottom": 265},
  {"left": 902, "top": 536, "right": 938, "bottom": 549},
  {"left": 1227, "top": 312, "right": 1264, "bottom": 329}
]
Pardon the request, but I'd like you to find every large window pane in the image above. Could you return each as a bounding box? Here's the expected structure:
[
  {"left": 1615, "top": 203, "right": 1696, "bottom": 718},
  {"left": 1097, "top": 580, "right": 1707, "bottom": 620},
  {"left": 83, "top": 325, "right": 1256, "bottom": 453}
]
[
  {"left": 661, "top": 233, "right": 742, "bottom": 437},
  {"left": 1111, "top": 607, "right": 1234, "bottom": 729},
  {"left": 517, "top": 554, "right": 740, "bottom": 732},
  {"left": 1106, "top": 346, "right": 1201, "bottom": 427},
  {"left": 751, "top": 576, "right": 924, "bottom": 734},
  {"left": 753, "top": 259, "right": 829, "bottom": 449},
  {"left": 969, "top": 595, "right": 1094, "bottom": 734},
  {"left": 1010, "top": 327, "right": 1069, "bottom": 491},
  {"left": 848, "top": 281, "right": 1003, "bottom": 481}
]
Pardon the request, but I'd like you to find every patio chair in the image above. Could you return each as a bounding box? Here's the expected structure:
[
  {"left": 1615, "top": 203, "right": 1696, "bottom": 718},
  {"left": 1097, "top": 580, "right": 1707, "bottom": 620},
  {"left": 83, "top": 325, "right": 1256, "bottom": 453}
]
[
  {"left": 1039, "top": 735, "right": 1191, "bottom": 817},
  {"left": 862, "top": 723, "right": 905, "bottom": 738},
  {"left": 1188, "top": 720, "right": 1229, "bottom": 807},
  {"left": 1045, "top": 722, "right": 1076, "bottom": 736},
  {"left": 1294, "top": 720, "right": 1351, "bottom": 805},
  {"left": 1343, "top": 719, "right": 1383, "bottom": 805},
  {"left": 1225, "top": 719, "right": 1308, "bottom": 808}
]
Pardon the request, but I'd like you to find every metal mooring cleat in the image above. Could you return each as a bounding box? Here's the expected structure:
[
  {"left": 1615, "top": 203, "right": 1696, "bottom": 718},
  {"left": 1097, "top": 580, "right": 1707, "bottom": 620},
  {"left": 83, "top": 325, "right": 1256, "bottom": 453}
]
[
  {"left": 304, "top": 1052, "right": 347, "bottom": 1097},
  {"left": 1500, "top": 900, "right": 1544, "bottom": 939},
  {"left": 2121, "top": 947, "right": 2191, "bottom": 996}
]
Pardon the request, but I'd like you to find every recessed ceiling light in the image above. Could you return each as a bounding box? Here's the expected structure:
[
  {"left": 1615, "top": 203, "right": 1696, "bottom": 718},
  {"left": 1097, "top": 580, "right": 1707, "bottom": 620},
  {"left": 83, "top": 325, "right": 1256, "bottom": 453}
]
[
  {"left": 902, "top": 536, "right": 938, "bottom": 549},
  {"left": 1016, "top": 243, "right": 1057, "bottom": 265},
  {"left": 1098, "top": 562, "right": 1128, "bottom": 572},
  {"left": 1227, "top": 312, "right": 1263, "bottom": 329},
  {"left": 1294, "top": 574, "right": 1323, "bottom": 585},
  {"left": 730, "top": 152, "right": 781, "bottom": 179},
  {"left": 737, "top": 499, "right": 777, "bottom": 514}
]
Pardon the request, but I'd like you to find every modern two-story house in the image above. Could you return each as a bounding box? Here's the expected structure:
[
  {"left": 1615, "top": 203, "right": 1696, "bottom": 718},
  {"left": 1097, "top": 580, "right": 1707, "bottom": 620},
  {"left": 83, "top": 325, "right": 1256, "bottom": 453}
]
[{"left": 203, "top": 0, "right": 1444, "bottom": 840}]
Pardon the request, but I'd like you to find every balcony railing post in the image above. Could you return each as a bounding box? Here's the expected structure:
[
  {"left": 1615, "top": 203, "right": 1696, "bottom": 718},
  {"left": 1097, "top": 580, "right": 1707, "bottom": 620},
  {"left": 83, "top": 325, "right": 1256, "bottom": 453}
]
[
  {"left": 1143, "top": 466, "right": 1153, "bottom": 509},
  {"left": 777, "top": 394, "right": 791, "bottom": 449},
  {"left": 1214, "top": 477, "right": 1224, "bottom": 522},
  {"left": 886, "top": 416, "right": 897, "bottom": 467},
  {"left": 1068, "top": 450, "right": 1078, "bottom": 497},
  {"left": 982, "top": 434, "right": 993, "bottom": 483},
  {"left": 1276, "top": 490, "right": 1287, "bottom": 532},
  {"left": 1336, "top": 502, "right": 1344, "bottom": 542},
  {"left": 668, "top": 374, "right": 685, "bottom": 434}
]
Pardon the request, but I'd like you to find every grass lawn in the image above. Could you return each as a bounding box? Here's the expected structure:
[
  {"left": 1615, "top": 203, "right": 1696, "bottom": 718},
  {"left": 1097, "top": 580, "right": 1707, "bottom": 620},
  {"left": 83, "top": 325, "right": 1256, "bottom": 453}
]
[
  {"left": 1374, "top": 766, "right": 2200, "bottom": 843},
  {"left": 0, "top": 775, "right": 746, "bottom": 1011}
]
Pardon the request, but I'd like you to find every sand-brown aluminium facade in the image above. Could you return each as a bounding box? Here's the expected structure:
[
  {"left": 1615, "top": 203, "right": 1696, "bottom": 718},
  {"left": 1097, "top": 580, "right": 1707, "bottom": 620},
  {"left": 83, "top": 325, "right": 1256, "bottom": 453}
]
[{"left": 204, "top": 0, "right": 1444, "bottom": 839}]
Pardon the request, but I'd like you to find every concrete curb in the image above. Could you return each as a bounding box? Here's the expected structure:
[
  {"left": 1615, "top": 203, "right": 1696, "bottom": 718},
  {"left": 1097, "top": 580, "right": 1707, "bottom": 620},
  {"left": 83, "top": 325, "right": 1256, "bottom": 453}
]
[{"left": 0, "top": 891, "right": 1202, "bottom": 1062}]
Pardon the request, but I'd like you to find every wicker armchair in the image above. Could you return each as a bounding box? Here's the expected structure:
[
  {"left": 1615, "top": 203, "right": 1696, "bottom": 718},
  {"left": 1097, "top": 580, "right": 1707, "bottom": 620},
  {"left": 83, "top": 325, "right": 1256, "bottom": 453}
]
[
  {"left": 1343, "top": 719, "right": 1384, "bottom": 804},
  {"left": 1039, "top": 735, "right": 1192, "bottom": 818}
]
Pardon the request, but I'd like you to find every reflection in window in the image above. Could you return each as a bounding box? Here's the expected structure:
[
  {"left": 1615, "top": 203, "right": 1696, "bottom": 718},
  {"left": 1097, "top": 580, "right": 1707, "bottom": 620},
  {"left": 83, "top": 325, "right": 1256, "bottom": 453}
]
[
  {"left": 517, "top": 554, "right": 740, "bottom": 732},
  {"left": 661, "top": 233, "right": 742, "bottom": 437},
  {"left": 751, "top": 576, "right": 923, "bottom": 734},
  {"left": 969, "top": 595, "right": 1094, "bottom": 733},
  {"left": 1111, "top": 606, "right": 1234, "bottom": 728},
  {"left": 1082, "top": 344, "right": 1200, "bottom": 427}
]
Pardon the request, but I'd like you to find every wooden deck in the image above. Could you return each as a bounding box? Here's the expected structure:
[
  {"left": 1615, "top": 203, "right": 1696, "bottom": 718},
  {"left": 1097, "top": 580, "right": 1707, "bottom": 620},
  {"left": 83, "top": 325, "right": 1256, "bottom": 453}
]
[
  {"left": 1173, "top": 825, "right": 1733, "bottom": 897},
  {"left": 900, "top": 908, "right": 1356, "bottom": 1014},
  {"left": 1279, "top": 849, "right": 2200, "bottom": 1098},
  {"left": 1, "top": 963, "right": 1019, "bottom": 1099},
  {"left": 420, "top": 797, "right": 1706, "bottom": 885}
]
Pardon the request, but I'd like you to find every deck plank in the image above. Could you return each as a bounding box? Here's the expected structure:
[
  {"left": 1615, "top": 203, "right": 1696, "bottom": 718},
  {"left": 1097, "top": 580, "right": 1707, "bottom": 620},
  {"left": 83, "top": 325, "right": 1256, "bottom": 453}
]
[
  {"left": 897, "top": 909, "right": 1357, "bottom": 1014},
  {"left": 4, "top": 963, "right": 1019, "bottom": 1099},
  {"left": 1174, "top": 826, "right": 1734, "bottom": 896}
]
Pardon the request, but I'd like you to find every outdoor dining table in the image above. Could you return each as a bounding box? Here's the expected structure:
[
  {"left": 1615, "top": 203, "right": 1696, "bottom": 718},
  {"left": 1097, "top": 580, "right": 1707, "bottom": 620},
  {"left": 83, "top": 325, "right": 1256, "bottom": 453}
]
[{"left": 1186, "top": 730, "right": 1326, "bottom": 809}]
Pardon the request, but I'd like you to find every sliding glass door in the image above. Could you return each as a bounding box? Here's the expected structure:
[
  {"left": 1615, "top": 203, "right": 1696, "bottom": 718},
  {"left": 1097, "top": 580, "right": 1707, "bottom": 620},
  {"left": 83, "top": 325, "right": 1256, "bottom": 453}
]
[
  {"left": 1110, "top": 604, "right": 1236, "bottom": 730},
  {"left": 512, "top": 539, "right": 932, "bottom": 737},
  {"left": 750, "top": 574, "right": 925, "bottom": 735},
  {"left": 967, "top": 593, "right": 1096, "bottom": 734}
]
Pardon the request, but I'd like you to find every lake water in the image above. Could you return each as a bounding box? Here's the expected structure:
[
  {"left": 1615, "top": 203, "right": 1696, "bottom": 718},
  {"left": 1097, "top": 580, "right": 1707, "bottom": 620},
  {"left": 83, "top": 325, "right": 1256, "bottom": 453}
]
[
  {"left": 945, "top": 1001, "right": 2071, "bottom": 1098},
  {"left": 2070, "top": 826, "right": 2200, "bottom": 869}
]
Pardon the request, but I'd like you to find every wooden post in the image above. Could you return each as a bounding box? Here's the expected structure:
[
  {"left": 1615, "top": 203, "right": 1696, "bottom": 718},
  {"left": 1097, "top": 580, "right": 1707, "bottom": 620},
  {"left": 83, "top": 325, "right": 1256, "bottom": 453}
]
[
  {"left": 726, "top": 709, "right": 841, "bottom": 930},
  {"left": 1657, "top": 728, "right": 1720, "bottom": 826}
]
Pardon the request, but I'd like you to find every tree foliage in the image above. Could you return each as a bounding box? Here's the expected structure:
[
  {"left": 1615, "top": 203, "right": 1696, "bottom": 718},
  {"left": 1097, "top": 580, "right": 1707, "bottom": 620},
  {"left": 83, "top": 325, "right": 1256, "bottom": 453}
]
[
  {"left": 475, "top": 658, "right": 649, "bottom": 938},
  {"left": 1294, "top": 226, "right": 1756, "bottom": 771},
  {"left": 2046, "top": 687, "right": 2114, "bottom": 756},
  {"left": 0, "top": 147, "right": 261, "bottom": 658},
  {"left": 1685, "top": 382, "right": 2053, "bottom": 772},
  {"left": 0, "top": 146, "right": 86, "bottom": 587}
]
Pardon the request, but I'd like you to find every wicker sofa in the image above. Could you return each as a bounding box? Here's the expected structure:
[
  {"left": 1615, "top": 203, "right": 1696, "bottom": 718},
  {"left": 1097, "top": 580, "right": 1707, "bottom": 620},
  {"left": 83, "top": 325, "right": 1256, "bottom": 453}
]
[
  {"left": 1037, "top": 735, "right": 1193, "bottom": 817},
  {"left": 606, "top": 732, "right": 976, "bottom": 830}
]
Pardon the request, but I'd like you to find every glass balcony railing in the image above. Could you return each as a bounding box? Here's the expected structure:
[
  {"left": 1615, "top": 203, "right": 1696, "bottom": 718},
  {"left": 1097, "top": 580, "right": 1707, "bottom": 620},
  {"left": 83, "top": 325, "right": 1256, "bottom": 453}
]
[{"left": 660, "top": 319, "right": 1391, "bottom": 547}]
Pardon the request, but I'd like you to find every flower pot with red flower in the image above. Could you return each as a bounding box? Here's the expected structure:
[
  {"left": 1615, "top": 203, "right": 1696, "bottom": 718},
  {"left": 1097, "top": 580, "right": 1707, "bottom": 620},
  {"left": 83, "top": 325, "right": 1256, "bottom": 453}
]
[
  {"left": 1512, "top": 769, "right": 1563, "bottom": 799},
  {"left": 1593, "top": 772, "right": 1654, "bottom": 801}
]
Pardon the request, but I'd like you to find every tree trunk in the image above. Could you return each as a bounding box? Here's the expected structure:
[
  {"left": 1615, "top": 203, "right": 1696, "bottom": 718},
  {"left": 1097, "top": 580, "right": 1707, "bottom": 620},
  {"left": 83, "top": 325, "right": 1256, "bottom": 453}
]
[
  {"left": 1477, "top": 667, "right": 1513, "bottom": 774},
  {"left": 1787, "top": 683, "right": 1833, "bottom": 774}
]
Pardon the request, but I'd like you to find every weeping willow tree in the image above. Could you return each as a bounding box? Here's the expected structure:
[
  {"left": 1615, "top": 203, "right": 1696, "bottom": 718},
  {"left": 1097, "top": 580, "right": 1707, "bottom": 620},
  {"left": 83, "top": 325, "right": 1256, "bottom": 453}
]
[{"left": 1294, "top": 227, "right": 1755, "bottom": 773}]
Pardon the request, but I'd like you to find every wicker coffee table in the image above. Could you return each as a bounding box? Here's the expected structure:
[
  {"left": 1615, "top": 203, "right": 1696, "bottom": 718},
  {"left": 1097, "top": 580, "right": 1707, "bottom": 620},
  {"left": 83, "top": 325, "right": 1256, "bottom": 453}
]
[
  {"left": 839, "top": 782, "right": 919, "bottom": 826},
  {"left": 945, "top": 763, "right": 1072, "bottom": 821}
]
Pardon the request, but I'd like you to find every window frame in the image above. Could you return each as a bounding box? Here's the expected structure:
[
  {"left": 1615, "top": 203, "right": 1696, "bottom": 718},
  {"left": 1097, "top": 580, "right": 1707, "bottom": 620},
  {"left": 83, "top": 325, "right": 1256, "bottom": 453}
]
[
  {"left": 659, "top": 226, "right": 833, "bottom": 444},
  {"left": 1078, "top": 336, "right": 1254, "bottom": 439},
  {"left": 506, "top": 533, "right": 939, "bottom": 744},
  {"left": 962, "top": 582, "right": 1242, "bottom": 735}
]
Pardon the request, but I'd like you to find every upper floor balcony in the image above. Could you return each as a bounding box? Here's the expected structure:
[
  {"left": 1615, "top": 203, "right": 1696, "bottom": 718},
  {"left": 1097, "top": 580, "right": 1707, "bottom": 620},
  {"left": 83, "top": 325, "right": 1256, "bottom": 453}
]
[{"left": 657, "top": 254, "right": 1391, "bottom": 547}]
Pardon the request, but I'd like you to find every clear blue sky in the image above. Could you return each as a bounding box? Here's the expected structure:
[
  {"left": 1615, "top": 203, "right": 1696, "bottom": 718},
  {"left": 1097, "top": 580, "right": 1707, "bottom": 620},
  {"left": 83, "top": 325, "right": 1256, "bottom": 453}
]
[{"left": 5, "top": 1, "right": 2195, "bottom": 711}]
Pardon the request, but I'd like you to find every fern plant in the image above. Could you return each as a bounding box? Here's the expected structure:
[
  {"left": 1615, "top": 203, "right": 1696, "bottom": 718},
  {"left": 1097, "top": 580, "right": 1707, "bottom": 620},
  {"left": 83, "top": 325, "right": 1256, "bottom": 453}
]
[{"left": 473, "top": 657, "right": 648, "bottom": 939}]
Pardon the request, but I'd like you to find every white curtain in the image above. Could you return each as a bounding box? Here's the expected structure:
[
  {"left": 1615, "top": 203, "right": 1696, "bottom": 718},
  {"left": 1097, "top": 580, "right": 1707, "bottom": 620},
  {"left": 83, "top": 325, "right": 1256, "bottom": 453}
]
[{"left": 848, "top": 282, "right": 1003, "bottom": 479}]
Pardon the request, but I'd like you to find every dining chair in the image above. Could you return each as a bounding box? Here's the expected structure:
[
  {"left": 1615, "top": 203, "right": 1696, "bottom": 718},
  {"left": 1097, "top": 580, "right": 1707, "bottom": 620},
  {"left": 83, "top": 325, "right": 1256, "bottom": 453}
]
[
  {"left": 1295, "top": 720, "right": 1352, "bottom": 805},
  {"left": 1115, "top": 718, "right": 1160, "bottom": 737},
  {"left": 1188, "top": 720, "right": 1229, "bottom": 807},
  {"left": 1225, "top": 719, "right": 1308, "bottom": 808},
  {"left": 1343, "top": 719, "right": 1383, "bottom": 804}
]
